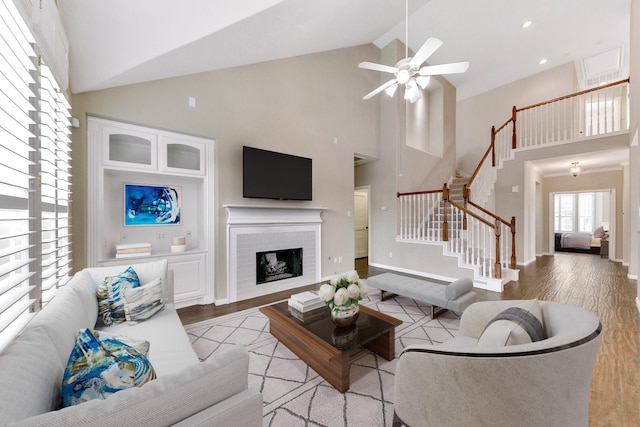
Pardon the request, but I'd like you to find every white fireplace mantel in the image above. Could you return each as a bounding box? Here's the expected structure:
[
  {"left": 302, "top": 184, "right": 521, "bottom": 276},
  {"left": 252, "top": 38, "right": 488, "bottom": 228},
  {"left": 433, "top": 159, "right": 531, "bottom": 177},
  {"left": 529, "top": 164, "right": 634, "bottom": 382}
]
[
  {"left": 224, "top": 205, "right": 327, "bottom": 303},
  {"left": 224, "top": 205, "right": 328, "bottom": 226}
]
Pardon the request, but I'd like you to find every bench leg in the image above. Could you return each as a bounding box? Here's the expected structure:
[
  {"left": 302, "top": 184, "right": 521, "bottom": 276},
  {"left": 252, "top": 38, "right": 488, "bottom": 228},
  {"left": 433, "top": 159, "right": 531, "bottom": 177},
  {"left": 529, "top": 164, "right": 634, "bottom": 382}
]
[
  {"left": 430, "top": 305, "right": 448, "bottom": 319},
  {"left": 378, "top": 290, "right": 448, "bottom": 319},
  {"left": 380, "top": 290, "right": 398, "bottom": 302}
]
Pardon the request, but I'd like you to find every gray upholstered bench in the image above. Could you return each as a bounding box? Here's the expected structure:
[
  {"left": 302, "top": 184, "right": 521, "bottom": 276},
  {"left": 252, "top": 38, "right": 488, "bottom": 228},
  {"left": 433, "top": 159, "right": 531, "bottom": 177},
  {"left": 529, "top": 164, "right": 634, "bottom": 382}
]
[{"left": 366, "top": 273, "right": 479, "bottom": 318}]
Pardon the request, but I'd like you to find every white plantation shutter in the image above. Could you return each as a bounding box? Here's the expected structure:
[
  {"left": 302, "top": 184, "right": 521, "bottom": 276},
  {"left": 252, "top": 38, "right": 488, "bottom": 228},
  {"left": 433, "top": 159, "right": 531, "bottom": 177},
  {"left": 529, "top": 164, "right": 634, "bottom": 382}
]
[
  {"left": 39, "top": 63, "right": 72, "bottom": 302},
  {"left": 0, "top": 0, "right": 38, "bottom": 348}
]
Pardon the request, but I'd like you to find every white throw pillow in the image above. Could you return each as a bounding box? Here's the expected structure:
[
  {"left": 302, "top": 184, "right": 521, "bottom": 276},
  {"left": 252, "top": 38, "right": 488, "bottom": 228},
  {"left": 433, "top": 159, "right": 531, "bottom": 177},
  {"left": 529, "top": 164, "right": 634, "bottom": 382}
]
[{"left": 123, "top": 277, "right": 165, "bottom": 323}]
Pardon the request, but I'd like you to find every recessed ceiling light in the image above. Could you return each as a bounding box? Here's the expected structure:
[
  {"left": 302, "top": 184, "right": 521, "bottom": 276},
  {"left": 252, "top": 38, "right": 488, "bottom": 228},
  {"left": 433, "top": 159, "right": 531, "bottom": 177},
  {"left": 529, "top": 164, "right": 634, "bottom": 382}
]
[
  {"left": 538, "top": 58, "right": 548, "bottom": 65},
  {"left": 522, "top": 20, "right": 532, "bottom": 29}
]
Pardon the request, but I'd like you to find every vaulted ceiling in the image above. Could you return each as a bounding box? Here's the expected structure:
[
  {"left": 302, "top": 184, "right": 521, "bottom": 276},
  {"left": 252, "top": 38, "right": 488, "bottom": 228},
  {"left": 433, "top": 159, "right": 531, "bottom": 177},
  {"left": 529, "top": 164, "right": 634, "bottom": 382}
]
[
  {"left": 57, "top": 0, "right": 631, "bottom": 176},
  {"left": 58, "top": 0, "right": 630, "bottom": 101}
]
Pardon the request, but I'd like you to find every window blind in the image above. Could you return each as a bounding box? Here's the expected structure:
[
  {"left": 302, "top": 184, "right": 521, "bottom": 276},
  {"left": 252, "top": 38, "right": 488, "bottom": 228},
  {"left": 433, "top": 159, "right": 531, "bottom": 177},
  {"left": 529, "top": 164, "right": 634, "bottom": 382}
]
[
  {"left": 0, "top": 0, "right": 38, "bottom": 349},
  {"left": 39, "top": 63, "right": 72, "bottom": 302}
]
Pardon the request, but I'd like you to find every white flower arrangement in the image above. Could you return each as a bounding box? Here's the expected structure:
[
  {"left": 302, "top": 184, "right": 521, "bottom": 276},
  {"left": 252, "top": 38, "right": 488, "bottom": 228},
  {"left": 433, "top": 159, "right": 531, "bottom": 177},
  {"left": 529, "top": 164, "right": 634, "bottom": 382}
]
[{"left": 318, "top": 270, "right": 368, "bottom": 311}]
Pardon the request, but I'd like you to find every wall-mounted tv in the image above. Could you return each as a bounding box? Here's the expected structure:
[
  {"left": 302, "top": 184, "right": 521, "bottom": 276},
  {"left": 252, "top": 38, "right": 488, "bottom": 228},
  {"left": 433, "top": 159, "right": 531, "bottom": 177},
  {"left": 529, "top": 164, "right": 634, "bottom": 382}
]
[{"left": 243, "top": 146, "right": 312, "bottom": 201}]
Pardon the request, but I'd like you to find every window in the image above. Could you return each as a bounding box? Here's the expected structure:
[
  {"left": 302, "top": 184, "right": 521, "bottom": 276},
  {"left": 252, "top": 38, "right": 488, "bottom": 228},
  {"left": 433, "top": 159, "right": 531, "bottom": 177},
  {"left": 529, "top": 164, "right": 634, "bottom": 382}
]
[
  {"left": 577, "top": 193, "right": 594, "bottom": 232},
  {"left": 0, "top": 0, "right": 71, "bottom": 350},
  {"left": 554, "top": 192, "right": 604, "bottom": 234}
]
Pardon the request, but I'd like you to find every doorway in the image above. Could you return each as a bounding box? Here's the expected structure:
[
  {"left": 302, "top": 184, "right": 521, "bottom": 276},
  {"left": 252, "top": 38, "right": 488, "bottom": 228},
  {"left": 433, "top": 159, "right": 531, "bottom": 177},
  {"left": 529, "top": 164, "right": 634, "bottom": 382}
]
[
  {"left": 549, "top": 189, "right": 615, "bottom": 258},
  {"left": 354, "top": 187, "right": 369, "bottom": 259}
]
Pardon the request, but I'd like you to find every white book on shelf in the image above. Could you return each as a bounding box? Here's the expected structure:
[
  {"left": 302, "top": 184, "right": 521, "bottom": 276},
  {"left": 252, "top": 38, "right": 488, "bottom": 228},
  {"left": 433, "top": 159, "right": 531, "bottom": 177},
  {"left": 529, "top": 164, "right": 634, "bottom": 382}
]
[{"left": 116, "top": 246, "right": 154, "bottom": 254}]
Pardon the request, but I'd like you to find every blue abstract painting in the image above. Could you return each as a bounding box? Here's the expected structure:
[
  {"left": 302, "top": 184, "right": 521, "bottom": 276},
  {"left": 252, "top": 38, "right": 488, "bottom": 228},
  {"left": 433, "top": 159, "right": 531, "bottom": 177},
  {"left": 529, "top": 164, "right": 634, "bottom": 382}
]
[{"left": 124, "top": 184, "right": 181, "bottom": 226}]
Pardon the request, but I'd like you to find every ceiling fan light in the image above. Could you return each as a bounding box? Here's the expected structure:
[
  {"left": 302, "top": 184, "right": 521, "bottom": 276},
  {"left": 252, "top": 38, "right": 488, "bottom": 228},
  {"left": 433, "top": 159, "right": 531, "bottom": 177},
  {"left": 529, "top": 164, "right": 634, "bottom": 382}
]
[
  {"left": 385, "top": 83, "right": 398, "bottom": 97},
  {"left": 416, "top": 75, "right": 431, "bottom": 89},
  {"left": 397, "top": 69, "right": 411, "bottom": 84},
  {"left": 404, "top": 79, "right": 422, "bottom": 103}
]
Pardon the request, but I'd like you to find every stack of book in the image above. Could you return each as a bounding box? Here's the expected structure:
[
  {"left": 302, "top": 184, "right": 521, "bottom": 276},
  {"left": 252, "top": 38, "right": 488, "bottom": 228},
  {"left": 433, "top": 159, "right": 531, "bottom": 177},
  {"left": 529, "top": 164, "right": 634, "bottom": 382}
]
[
  {"left": 288, "top": 291, "right": 324, "bottom": 313},
  {"left": 115, "top": 242, "right": 152, "bottom": 259}
]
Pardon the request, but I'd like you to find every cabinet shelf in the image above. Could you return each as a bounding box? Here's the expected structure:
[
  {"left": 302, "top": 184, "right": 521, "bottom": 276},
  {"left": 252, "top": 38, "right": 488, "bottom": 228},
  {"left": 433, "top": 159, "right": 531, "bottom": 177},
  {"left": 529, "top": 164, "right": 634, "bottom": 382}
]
[{"left": 100, "top": 248, "right": 208, "bottom": 264}]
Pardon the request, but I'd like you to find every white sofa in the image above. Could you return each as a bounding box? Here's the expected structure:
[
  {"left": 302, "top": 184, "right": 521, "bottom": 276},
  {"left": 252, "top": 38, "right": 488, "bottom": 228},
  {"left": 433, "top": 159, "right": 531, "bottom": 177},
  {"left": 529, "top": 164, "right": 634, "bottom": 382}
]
[
  {"left": 393, "top": 300, "right": 603, "bottom": 427},
  {"left": 0, "top": 260, "right": 262, "bottom": 426}
]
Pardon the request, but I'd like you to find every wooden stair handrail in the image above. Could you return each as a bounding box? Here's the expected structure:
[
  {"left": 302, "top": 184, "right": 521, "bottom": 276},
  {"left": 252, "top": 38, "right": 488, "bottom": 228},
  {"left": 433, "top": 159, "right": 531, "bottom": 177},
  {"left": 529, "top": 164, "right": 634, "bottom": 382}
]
[
  {"left": 397, "top": 184, "right": 510, "bottom": 279},
  {"left": 447, "top": 199, "right": 494, "bottom": 228},
  {"left": 516, "top": 77, "right": 630, "bottom": 113},
  {"left": 468, "top": 138, "right": 494, "bottom": 188},
  {"left": 397, "top": 189, "right": 443, "bottom": 197},
  {"left": 467, "top": 199, "right": 511, "bottom": 227}
]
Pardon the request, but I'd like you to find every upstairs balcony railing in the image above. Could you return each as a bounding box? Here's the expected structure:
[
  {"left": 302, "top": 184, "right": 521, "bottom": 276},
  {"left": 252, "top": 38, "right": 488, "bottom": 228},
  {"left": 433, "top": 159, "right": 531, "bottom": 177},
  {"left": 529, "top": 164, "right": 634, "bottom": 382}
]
[{"left": 468, "top": 78, "right": 630, "bottom": 205}]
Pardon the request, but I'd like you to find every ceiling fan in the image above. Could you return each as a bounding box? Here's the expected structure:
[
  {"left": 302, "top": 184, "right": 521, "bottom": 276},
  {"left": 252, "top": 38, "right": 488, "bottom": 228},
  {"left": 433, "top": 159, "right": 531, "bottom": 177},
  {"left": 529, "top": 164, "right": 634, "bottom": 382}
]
[{"left": 359, "top": 1, "right": 469, "bottom": 103}]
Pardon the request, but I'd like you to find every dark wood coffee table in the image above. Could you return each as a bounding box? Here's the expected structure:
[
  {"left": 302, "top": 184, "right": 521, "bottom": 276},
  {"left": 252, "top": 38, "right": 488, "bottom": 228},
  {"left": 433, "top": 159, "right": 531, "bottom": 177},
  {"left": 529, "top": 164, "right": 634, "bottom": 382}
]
[{"left": 259, "top": 301, "right": 401, "bottom": 393}]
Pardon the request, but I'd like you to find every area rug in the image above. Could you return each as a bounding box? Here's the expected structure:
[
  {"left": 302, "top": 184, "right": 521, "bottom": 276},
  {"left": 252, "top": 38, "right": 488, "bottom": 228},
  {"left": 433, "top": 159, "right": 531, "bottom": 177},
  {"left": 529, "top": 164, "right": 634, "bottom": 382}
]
[{"left": 185, "top": 294, "right": 460, "bottom": 427}]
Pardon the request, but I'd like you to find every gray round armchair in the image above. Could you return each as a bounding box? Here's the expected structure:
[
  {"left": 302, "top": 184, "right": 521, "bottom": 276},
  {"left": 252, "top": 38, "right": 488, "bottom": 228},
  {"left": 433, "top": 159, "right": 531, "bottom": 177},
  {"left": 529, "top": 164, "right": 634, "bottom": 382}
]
[{"left": 393, "top": 300, "right": 603, "bottom": 427}]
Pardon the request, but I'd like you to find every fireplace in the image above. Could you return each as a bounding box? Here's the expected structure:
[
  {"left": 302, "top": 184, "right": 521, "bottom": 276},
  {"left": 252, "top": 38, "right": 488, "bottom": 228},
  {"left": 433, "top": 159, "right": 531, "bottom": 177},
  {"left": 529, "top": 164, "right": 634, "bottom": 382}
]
[
  {"left": 225, "top": 205, "right": 325, "bottom": 303},
  {"left": 256, "top": 248, "right": 303, "bottom": 284}
]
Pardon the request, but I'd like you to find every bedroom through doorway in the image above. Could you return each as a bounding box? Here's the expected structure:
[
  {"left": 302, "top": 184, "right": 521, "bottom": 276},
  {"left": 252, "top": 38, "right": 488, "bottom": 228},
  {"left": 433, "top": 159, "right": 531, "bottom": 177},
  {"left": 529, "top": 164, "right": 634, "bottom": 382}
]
[{"left": 551, "top": 190, "right": 614, "bottom": 258}]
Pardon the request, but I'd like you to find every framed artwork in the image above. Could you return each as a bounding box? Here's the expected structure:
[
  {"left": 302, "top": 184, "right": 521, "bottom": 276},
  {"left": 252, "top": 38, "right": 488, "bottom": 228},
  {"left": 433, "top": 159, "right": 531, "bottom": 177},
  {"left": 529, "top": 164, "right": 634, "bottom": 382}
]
[{"left": 124, "top": 184, "right": 181, "bottom": 226}]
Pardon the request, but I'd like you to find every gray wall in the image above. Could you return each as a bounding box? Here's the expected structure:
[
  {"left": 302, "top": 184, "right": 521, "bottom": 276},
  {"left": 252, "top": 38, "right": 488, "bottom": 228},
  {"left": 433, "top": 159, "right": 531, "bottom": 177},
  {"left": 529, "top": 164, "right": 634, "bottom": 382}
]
[
  {"left": 355, "top": 40, "right": 463, "bottom": 280},
  {"left": 456, "top": 63, "right": 578, "bottom": 176},
  {"left": 494, "top": 135, "right": 628, "bottom": 264},
  {"left": 71, "top": 44, "right": 382, "bottom": 301},
  {"left": 456, "top": 58, "right": 632, "bottom": 268}
]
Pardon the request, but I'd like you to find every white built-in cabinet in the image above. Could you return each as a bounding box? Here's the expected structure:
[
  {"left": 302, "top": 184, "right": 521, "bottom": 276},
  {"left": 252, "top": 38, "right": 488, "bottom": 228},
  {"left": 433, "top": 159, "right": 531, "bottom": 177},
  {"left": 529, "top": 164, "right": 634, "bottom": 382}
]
[{"left": 87, "top": 117, "right": 214, "bottom": 308}]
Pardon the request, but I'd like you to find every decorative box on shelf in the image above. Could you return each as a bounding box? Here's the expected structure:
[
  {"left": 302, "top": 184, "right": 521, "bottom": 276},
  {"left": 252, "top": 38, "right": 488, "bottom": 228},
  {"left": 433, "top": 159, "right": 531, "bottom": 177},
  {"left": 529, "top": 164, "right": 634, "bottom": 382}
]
[{"left": 171, "top": 236, "right": 187, "bottom": 253}]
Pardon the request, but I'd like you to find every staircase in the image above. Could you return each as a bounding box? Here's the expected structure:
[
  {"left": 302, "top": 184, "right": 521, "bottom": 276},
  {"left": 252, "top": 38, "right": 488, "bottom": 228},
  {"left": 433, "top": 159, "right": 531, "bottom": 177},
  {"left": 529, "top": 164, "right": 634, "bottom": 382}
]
[
  {"left": 397, "top": 78, "right": 630, "bottom": 291},
  {"left": 448, "top": 176, "right": 467, "bottom": 205}
]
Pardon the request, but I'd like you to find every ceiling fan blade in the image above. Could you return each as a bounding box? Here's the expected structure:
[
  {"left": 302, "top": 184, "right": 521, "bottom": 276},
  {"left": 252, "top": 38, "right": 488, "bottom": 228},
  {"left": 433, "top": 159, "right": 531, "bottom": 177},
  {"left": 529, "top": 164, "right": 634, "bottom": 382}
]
[
  {"left": 358, "top": 61, "right": 398, "bottom": 74},
  {"left": 409, "top": 37, "right": 443, "bottom": 69},
  {"left": 419, "top": 61, "right": 470, "bottom": 76},
  {"left": 363, "top": 79, "right": 397, "bottom": 100}
]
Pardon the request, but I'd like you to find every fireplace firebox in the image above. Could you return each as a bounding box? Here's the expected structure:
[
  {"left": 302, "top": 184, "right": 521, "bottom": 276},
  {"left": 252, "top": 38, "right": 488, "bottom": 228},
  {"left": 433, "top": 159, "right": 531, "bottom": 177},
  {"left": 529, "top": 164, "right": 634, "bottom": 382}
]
[{"left": 256, "top": 248, "right": 303, "bottom": 284}]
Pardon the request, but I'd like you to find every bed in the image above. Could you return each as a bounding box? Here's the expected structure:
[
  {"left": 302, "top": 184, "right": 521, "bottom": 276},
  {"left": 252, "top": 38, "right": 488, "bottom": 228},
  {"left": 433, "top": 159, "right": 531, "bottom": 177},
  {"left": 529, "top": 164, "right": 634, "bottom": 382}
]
[{"left": 554, "top": 227, "right": 605, "bottom": 255}]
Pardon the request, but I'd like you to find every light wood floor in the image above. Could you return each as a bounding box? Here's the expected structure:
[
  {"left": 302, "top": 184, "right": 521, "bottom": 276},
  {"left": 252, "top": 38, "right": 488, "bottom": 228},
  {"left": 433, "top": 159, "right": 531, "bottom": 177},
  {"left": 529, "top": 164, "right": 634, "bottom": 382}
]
[{"left": 177, "top": 254, "right": 640, "bottom": 426}]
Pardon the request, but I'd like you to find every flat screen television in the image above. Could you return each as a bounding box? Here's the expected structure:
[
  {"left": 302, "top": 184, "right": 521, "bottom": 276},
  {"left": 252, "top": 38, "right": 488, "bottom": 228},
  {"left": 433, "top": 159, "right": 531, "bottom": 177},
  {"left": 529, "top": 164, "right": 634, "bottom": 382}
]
[{"left": 243, "top": 146, "right": 312, "bottom": 201}]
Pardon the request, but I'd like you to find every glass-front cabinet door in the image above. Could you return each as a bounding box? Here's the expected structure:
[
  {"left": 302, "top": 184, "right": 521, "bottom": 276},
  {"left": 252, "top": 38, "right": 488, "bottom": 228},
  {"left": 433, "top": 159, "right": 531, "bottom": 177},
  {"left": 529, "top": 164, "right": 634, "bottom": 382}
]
[
  {"left": 102, "top": 125, "right": 158, "bottom": 171},
  {"left": 159, "top": 136, "right": 205, "bottom": 175}
]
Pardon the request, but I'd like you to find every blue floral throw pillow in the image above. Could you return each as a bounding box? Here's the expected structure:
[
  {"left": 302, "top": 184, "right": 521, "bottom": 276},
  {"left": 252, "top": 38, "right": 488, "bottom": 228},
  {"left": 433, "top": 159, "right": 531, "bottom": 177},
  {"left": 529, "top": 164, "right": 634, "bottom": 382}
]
[
  {"left": 97, "top": 266, "right": 141, "bottom": 326},
  {"left": 61, "top": 328, "right": 156, "bottom": 407}
]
